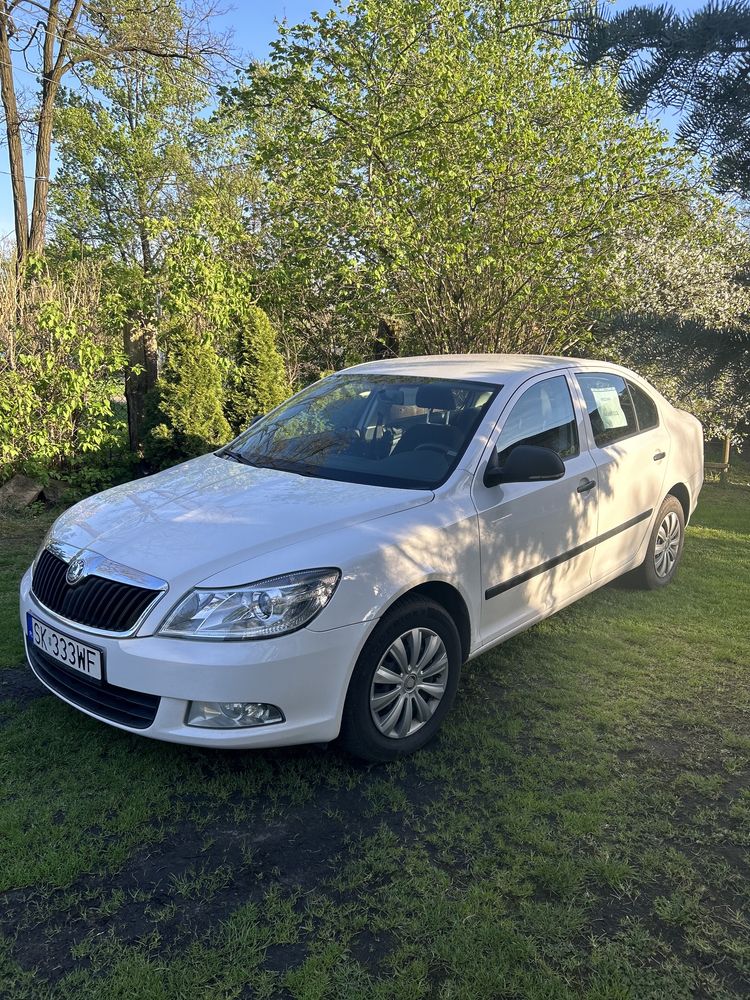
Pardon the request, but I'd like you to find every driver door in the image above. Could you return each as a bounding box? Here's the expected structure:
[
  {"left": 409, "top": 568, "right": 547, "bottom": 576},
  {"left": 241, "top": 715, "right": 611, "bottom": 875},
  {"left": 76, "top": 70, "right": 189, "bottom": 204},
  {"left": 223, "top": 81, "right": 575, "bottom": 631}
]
[{"left": 472, "top": 372, "right": 600, "bottom": 645}]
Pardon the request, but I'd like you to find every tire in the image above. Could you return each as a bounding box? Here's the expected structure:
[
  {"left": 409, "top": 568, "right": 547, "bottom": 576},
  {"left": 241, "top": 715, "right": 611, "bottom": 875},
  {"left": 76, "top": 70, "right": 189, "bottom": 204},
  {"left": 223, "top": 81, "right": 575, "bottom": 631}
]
[
  {"left": 632, "top": 495, "right": 685, "bottom": 590},
  {"left": 339, "top": 596, "right": 462, "bottom": 762}
]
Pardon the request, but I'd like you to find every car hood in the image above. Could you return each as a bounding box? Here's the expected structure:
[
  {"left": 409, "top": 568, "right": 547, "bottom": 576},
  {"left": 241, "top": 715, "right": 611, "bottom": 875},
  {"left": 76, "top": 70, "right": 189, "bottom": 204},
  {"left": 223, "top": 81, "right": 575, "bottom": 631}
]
[{"left": 50, "top": 454, "right": 433, "bottom": 586}]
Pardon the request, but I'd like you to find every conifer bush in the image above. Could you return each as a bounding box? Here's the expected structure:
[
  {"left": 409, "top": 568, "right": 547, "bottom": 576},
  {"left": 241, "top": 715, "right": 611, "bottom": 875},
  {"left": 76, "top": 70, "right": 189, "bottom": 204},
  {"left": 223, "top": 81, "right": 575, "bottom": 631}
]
[
  {"left": 226, "top": 305, "right": 290, "bottom": 433},
  {"left": 145, "top": 325, "right": 231, "bottom": 465}
]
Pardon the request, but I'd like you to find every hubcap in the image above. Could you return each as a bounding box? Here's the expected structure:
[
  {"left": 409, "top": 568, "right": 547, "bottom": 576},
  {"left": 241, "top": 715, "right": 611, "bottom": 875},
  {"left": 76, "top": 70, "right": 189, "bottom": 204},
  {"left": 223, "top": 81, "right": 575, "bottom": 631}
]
[
  {"left": 654, "top": 510, "right": 681, "bottom": 578},
  {"left": 369, "top": 628, "right": 449, "bottom": 740}
]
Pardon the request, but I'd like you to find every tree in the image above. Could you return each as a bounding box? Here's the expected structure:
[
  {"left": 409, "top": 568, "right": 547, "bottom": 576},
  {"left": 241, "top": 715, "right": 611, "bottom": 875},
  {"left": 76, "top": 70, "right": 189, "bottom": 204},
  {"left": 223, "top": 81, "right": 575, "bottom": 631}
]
[
  {"left": 0, "top": 0, "right": 227, "bottom": 265},
  {"left": 227, "top": 0, "right": 699, "bottom": 366},
  {"left": 597, "top": 208, "right": 750, "bottom": 448},
  {"left": 575, "top": 1, "right": 750, "bottom": 198},
  {"left": 49, "top": 36, "right": 211, "bottom": 451},
  {"left": 575, "top": 3, "right": 750, "bottom": 448},
  {"left": 51, "top": 35, "right": 221, "bottom": 269},
  {"left": 604, "top": 313, "right": 750, "bottom": 448},
  {"left": 142, "top": 208, "right": 286, "bottom": 463},
  {"left": 46, "top": 12, "right": 247, "bottom": 450}
]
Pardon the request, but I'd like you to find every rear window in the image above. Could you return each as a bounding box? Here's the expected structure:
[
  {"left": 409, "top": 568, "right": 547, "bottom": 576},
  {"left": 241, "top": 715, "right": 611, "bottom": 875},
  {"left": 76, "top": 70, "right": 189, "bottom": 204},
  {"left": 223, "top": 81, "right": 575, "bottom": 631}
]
[
  {"left": 628, "top": 381, "right": 659, "bottom": 431},
  {"left": 576, "top": 373, "right": 638, "bottom": 447}
]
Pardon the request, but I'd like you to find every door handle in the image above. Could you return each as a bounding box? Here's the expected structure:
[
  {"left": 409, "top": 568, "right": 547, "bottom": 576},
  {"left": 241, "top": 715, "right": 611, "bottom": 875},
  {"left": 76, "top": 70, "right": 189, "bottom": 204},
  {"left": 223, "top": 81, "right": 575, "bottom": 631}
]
[
  {"left": 577, "top": 478, "right": 597, "bottom": 494},
  {"left": 653, "top": 451, "right": 666, "bottom": 462}
]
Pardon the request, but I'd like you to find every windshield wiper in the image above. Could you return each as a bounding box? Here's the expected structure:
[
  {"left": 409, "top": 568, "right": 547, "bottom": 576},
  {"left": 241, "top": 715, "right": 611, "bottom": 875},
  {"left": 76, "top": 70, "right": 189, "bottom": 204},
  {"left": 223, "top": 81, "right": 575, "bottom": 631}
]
[
  {"left": 246, "top": 453, "right": 311, "bottom": 477},
  {"left": 220, "top": 449, "right": 255, "bottom": 467},
  {"left": 220, "top": 449, "right": 311, "bottom": 478}
]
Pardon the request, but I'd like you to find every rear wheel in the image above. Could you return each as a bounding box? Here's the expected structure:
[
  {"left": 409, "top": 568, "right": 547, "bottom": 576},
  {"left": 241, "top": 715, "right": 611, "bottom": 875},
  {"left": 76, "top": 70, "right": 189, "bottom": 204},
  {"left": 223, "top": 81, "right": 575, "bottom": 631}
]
[
  {"left": 339, "top": 596, "right": 462, "bottom": 762},
  {"left": 633, "top": 495, "right": 685, "bottom": 590}
]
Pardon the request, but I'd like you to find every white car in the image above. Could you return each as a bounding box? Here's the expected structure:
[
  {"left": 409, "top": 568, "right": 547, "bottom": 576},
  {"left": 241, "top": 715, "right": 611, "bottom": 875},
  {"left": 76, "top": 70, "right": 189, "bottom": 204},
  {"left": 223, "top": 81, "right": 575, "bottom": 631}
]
[{"left": 20, "top": 355, "right": 703, "bottom": 760}]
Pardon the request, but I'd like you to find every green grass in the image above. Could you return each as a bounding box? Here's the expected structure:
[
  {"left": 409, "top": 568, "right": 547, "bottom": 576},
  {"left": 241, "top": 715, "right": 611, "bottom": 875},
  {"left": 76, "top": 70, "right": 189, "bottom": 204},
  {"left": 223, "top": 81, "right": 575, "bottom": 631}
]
[{"left": 0, "top": 483, "right": 749, "bottom": 998}]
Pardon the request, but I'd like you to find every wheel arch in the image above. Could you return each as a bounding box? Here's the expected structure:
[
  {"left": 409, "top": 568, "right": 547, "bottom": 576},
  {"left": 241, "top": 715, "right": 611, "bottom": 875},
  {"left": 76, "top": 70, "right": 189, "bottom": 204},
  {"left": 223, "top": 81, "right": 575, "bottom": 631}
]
[
  {"left": 666, "top": 482, "right": 690, "bottom": 523},
  {"left": 385, "top": 580, "right": 472, "bottom": 663}
]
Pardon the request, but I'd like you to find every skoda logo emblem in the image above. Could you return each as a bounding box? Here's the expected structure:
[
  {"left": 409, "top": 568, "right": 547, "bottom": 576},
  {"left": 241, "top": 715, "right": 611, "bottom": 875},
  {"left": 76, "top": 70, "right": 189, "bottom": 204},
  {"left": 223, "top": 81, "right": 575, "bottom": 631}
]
[{"left": 66, "top": 555, "right": 87, "bottom": 586}]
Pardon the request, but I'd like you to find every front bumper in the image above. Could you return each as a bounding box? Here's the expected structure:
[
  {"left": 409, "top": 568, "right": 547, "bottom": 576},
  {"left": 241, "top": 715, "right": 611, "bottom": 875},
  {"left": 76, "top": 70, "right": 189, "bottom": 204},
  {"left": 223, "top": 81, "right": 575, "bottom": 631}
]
[{"left": 20, "top": 568, "right": 371, "bottom": 748}]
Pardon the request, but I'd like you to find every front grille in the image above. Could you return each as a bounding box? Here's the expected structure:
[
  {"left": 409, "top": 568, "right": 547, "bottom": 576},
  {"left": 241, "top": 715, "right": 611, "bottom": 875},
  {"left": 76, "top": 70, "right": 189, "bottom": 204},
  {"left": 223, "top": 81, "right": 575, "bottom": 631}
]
[
  {"left": 27, "top": 642, "right": 160, "bottom": 729},
  {"left": 32, "top": 548, "right": 159, "bottom": 633}
]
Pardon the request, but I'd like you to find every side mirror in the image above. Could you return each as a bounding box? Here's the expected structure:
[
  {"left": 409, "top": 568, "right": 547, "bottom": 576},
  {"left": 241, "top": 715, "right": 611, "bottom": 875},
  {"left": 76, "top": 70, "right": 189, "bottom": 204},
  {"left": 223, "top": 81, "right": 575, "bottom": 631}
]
[{"left": 483, "top": 444, "right": 565, "bottom": 487}]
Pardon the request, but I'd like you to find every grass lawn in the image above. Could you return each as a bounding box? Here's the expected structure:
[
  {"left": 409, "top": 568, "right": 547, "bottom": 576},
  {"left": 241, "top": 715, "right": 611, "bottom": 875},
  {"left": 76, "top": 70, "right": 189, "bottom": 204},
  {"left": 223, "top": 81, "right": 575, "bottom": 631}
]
[{"left": 0, "top": 483, "right": 748, "bottom": 999}]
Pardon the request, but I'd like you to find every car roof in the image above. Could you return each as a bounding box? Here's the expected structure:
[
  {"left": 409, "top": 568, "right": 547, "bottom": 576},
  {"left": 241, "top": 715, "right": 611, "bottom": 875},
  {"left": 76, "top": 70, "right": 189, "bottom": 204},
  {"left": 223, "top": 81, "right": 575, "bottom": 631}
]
[{"left": 343, "top": 354, "right": 631, "bottom": 390}]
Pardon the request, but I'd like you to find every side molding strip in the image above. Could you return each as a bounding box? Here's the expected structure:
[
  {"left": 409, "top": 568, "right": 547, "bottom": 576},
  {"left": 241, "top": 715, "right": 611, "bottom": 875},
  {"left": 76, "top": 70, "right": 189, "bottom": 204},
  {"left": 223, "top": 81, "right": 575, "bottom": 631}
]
[{"left": 484, "top": 508, "right": 653, "bottom": 601}]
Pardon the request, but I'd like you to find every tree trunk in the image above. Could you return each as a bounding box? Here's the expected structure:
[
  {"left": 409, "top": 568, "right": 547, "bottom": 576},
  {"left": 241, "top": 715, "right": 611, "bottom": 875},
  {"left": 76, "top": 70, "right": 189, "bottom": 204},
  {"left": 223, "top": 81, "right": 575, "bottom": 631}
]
[
  {"left": 2, "top": 0, "right": 81, "bottom": 265},
  {"left": 28, "top": 95, "right": 56, "bottom": 255},
  {"left": 124, "top": 221, "right": 160, "bottom": 452},
  {"left": 373, "top": 317, "right": 399, "bottom": 359},
  {"left": 124, "top": 318, "right": 159, "bottom": 453},
  {"left": 28, "top": 0, "right": 62, "bottom": 256},
  {"left": 0, "top": 9, "right": 29, "bottom": 261}
]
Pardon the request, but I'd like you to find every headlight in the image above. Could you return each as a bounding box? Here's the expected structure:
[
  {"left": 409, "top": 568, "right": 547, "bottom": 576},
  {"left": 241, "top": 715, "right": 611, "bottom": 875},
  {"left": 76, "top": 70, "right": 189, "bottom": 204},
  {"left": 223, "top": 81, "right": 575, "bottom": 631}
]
[{"left": 158, "top": 568, "right": 340, "bottom": 640}]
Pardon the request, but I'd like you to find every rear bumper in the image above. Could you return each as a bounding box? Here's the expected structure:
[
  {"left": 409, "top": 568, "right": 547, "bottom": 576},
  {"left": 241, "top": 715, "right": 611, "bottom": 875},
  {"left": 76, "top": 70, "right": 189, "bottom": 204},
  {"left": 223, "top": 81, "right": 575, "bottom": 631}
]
[{"left": 20, "top": 567, "right": 371, "bottom": 748}]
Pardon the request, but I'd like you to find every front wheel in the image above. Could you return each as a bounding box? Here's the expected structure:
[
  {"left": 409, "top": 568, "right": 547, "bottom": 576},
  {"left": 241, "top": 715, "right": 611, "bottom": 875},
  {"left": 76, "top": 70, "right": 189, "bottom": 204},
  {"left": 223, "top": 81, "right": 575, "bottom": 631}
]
[
  {"left": 339, "top": 596, "right": 462, "bottom": 762},
  {"left": 633, "top": 495, "right": 685, "bottom": 590}
]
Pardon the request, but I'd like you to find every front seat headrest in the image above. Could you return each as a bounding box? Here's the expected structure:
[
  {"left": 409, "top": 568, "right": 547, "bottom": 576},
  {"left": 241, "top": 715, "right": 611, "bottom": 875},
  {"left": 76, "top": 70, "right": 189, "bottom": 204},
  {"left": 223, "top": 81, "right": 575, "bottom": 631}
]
[{"left": 415, "top": 384, "right": 455, "bottom": 410}]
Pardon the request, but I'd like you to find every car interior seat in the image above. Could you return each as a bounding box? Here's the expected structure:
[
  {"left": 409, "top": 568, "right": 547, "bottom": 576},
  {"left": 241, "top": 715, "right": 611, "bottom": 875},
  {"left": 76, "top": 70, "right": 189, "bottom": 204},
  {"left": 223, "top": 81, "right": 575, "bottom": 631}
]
[{"left": 392, "top": 384, "right": 464, "bottom": 456}]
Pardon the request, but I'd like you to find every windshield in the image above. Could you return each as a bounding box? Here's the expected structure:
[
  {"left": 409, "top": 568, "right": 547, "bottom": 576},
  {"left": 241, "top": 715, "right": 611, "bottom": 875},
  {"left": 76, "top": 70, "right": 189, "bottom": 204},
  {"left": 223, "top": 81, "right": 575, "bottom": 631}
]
[{"left": 221, "top": 374, "right": 499, "bottom": 490}]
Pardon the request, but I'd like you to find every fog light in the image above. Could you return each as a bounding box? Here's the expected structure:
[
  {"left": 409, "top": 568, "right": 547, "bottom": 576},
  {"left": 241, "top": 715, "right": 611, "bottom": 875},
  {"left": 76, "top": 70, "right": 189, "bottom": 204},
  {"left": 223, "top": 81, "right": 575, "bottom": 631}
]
[{"left": 186, "top": 701, "right": 284, "bottom": 729}]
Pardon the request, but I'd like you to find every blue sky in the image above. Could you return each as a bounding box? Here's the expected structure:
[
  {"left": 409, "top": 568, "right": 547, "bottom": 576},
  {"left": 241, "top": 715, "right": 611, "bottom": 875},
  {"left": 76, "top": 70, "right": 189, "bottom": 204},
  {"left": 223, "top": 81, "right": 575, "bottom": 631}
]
[
  {"left": 219, "top": 3, "right": 317, "bottom": 60},
  {"left": 217, "top": 0, "right": 700, "bottom": 59},
  {"left": 0, "top": 0, "right": 699, "bottom": 243}
]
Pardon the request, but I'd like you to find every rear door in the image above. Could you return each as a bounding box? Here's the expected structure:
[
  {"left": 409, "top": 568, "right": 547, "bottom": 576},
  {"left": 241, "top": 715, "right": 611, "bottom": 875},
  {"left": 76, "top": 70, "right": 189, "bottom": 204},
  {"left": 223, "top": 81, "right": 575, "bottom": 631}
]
[
  {"left": 573, "top": 372, "right": 670, "bottom": 581},
  {"left": 472, "top": 372, "right": 600, "bottom": 644}
]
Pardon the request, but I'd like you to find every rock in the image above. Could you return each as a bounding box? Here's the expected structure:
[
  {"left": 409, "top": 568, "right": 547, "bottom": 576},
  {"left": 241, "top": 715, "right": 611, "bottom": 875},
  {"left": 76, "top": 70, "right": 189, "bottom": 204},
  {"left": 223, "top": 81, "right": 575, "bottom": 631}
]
[
  {"left": 0, "top": 474, "right": 43, "bottom": 508},
  {"left": 41, "top": 478, "right": 72, "bottom": 504}
]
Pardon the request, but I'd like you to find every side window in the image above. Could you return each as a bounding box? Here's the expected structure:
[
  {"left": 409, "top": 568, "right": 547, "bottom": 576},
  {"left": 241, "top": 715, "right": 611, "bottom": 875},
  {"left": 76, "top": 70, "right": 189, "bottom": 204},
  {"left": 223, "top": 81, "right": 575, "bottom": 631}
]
[
  {"left": 628, "top": 381, "right": 659, "bottom": 431},
  {"left": 496, "top": 376, "right": 579, "bottom": 464},
  {"left": 576, "top": 373, "right": 637, "bottom": 447}
]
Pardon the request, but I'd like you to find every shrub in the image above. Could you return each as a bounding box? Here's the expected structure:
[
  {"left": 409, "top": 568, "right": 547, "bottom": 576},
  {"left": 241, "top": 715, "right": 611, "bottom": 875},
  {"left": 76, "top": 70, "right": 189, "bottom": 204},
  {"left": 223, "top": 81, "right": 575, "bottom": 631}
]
[{"left": 0, "top": 298, "right": 127, "bottom": 483}]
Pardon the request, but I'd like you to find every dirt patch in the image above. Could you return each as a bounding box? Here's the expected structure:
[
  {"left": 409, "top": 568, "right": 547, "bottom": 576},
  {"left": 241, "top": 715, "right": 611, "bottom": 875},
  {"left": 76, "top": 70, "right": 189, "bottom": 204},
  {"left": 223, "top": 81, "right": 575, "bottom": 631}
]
[
  {"left": 0, "top": 665, "right": 46, "bottom": 720},
  {"left": 0, "top": 751, "right": 446, "bottom": 984}
]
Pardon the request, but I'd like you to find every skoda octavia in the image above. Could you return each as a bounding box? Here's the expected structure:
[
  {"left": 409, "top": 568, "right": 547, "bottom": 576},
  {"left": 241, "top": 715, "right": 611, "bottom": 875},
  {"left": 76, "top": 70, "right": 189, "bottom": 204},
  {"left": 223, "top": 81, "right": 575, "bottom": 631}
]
[{"left": 21, "top": 355, "right": 703, "bottom": 760}]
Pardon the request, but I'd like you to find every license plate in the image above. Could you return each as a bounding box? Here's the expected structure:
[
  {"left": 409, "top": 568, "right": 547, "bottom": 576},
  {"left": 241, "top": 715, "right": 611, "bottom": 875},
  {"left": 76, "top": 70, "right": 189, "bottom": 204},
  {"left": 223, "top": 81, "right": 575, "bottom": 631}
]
[{"left": 26, "top": 613, "right": 103, "bottom": 681}]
